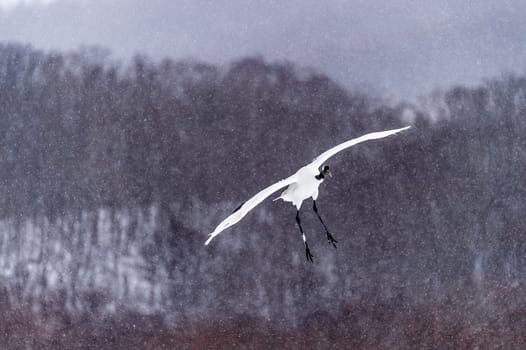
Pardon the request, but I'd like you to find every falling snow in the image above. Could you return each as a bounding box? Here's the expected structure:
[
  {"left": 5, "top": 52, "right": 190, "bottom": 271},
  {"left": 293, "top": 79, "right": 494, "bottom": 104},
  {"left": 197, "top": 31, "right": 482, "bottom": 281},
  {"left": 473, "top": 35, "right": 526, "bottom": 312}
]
[{"left": 0, "top": 1, "right": 525, "bottom": 349}]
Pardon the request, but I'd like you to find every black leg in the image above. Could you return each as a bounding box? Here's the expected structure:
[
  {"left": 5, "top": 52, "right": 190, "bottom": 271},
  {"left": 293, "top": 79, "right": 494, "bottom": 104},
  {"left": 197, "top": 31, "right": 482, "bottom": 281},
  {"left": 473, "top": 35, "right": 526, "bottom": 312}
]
[
  {"left": 313, "top": 201, "right": 337, "bottom": 248},
  {"left": 296, "top": 210, "right": 314, "bottom": 262}
]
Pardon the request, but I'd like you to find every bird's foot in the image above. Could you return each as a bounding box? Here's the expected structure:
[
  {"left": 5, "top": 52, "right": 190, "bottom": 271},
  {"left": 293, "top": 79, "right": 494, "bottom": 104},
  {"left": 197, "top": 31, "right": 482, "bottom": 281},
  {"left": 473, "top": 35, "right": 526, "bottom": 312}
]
[
  {"left": 326, "top": 232, "right": 338, "bottom": 248},
  {"left": 305, "top": 243, "right": 314, "bottom": 263}
]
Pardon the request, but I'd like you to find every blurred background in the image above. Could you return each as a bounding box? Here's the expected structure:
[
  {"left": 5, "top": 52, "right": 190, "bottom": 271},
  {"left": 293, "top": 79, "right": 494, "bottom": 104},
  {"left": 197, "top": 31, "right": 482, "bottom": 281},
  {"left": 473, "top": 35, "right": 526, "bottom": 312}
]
[{"left": 1, "top": 0, "right": 526, "bottom": 348}]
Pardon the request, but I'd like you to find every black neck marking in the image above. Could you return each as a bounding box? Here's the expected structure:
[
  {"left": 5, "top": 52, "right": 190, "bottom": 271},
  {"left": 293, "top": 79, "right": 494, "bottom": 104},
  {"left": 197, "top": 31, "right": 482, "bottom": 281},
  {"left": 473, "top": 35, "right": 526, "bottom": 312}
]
[{"left": 315, "top": 172, "right": 324, "bottom": 180}]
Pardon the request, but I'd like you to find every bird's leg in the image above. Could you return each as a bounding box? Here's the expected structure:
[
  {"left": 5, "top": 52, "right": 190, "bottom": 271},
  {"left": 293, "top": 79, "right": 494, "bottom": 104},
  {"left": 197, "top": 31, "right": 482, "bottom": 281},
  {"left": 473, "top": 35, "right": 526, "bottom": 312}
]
[
  {"left": 296, "top": 210, "right": 314, "bottom": 262},
  {"left": 313, "top": 201, "right": 337, "bottom": 248}
]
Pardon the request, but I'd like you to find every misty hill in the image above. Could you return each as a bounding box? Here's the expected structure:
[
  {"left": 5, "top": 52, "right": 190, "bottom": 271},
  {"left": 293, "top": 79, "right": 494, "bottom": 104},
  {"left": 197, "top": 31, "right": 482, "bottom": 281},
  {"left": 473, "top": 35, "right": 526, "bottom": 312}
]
[{"left": 1, "top": 42, "right": 526, "bottom": 347}]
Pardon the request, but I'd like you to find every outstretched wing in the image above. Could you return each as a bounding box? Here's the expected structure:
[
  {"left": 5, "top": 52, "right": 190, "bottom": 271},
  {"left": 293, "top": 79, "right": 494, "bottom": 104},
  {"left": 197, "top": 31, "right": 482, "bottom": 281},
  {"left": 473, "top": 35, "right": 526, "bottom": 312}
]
[
  {"left": 205, "top": 174, "right": 298, "bottom": 245},
  {"left": 310, "top": 126, "right": 411, "bottom": 169}
]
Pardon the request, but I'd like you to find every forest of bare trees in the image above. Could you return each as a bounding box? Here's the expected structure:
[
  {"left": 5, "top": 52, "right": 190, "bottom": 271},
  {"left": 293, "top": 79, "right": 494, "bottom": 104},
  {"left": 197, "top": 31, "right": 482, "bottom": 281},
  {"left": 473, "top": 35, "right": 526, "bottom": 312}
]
[{"left": 2, "top": 42, "right": 526, "bottom": 347}]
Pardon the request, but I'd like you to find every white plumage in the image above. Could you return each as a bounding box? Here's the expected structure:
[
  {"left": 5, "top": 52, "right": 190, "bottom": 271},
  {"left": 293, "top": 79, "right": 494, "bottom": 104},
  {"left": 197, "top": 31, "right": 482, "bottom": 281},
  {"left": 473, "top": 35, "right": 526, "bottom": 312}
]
[
  {"left": 205, "top": 126, "right": 410, "bottom": 248},
  {"left": 274, "top": 166, "right": 321, "bottom": 209}
]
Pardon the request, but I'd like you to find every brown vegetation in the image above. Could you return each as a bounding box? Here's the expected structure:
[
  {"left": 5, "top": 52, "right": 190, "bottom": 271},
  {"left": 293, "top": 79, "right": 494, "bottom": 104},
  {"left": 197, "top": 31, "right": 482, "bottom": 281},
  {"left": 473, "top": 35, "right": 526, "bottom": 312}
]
[{"left": 1, "top": 282, "right": 526, "bottom": 349}]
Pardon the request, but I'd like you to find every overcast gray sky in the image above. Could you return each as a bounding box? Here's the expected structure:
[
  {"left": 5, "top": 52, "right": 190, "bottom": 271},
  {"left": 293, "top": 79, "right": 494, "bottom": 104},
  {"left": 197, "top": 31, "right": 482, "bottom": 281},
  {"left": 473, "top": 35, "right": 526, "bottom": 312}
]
[{"left": 1, "top": 0, "right": 525, "bottom": 101}]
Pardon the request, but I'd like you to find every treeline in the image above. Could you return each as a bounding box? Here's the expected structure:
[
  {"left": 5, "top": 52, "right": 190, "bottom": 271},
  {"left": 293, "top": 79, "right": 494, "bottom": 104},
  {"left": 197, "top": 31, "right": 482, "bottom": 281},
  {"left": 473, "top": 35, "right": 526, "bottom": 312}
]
[
  {"left": 2, "top": 42, "right": 526, "bottom": 346},
  {"left": 0, "top": 43, "right": 393, "bottom": 219}
]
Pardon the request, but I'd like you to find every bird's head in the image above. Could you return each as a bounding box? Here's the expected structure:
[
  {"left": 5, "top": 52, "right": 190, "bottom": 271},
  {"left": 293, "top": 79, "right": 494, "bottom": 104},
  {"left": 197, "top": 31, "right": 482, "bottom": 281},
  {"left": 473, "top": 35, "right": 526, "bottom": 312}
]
[{"left": 322, "top": 165, "right": 332, "bottom": 178}]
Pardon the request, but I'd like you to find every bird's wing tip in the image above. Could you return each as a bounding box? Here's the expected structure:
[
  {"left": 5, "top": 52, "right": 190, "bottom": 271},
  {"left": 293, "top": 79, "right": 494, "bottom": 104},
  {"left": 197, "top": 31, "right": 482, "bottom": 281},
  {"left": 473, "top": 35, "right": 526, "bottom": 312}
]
[
  {"left": 394, "top": 126, "right": 411, "bottom": 133},
  {"left": 390, "top": 125, "right": 411, "bottom": 135},
  {"left": 204, "top": 234, "right": 214, "bottom": 246}
]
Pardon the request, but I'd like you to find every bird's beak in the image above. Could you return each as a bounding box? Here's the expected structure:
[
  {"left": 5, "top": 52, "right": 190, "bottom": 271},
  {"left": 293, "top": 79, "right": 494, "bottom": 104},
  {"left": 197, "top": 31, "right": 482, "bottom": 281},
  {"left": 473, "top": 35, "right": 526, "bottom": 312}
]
[{"left": 328, "top": 170, "right": 333, "bottom": 178}]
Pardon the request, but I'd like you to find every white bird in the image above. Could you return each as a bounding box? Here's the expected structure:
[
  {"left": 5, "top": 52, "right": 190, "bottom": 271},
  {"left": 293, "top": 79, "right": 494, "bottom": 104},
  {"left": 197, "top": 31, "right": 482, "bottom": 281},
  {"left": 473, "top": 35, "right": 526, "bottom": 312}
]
[{"left": 205, "top": 126, "right": 411, "bottom": 262}]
